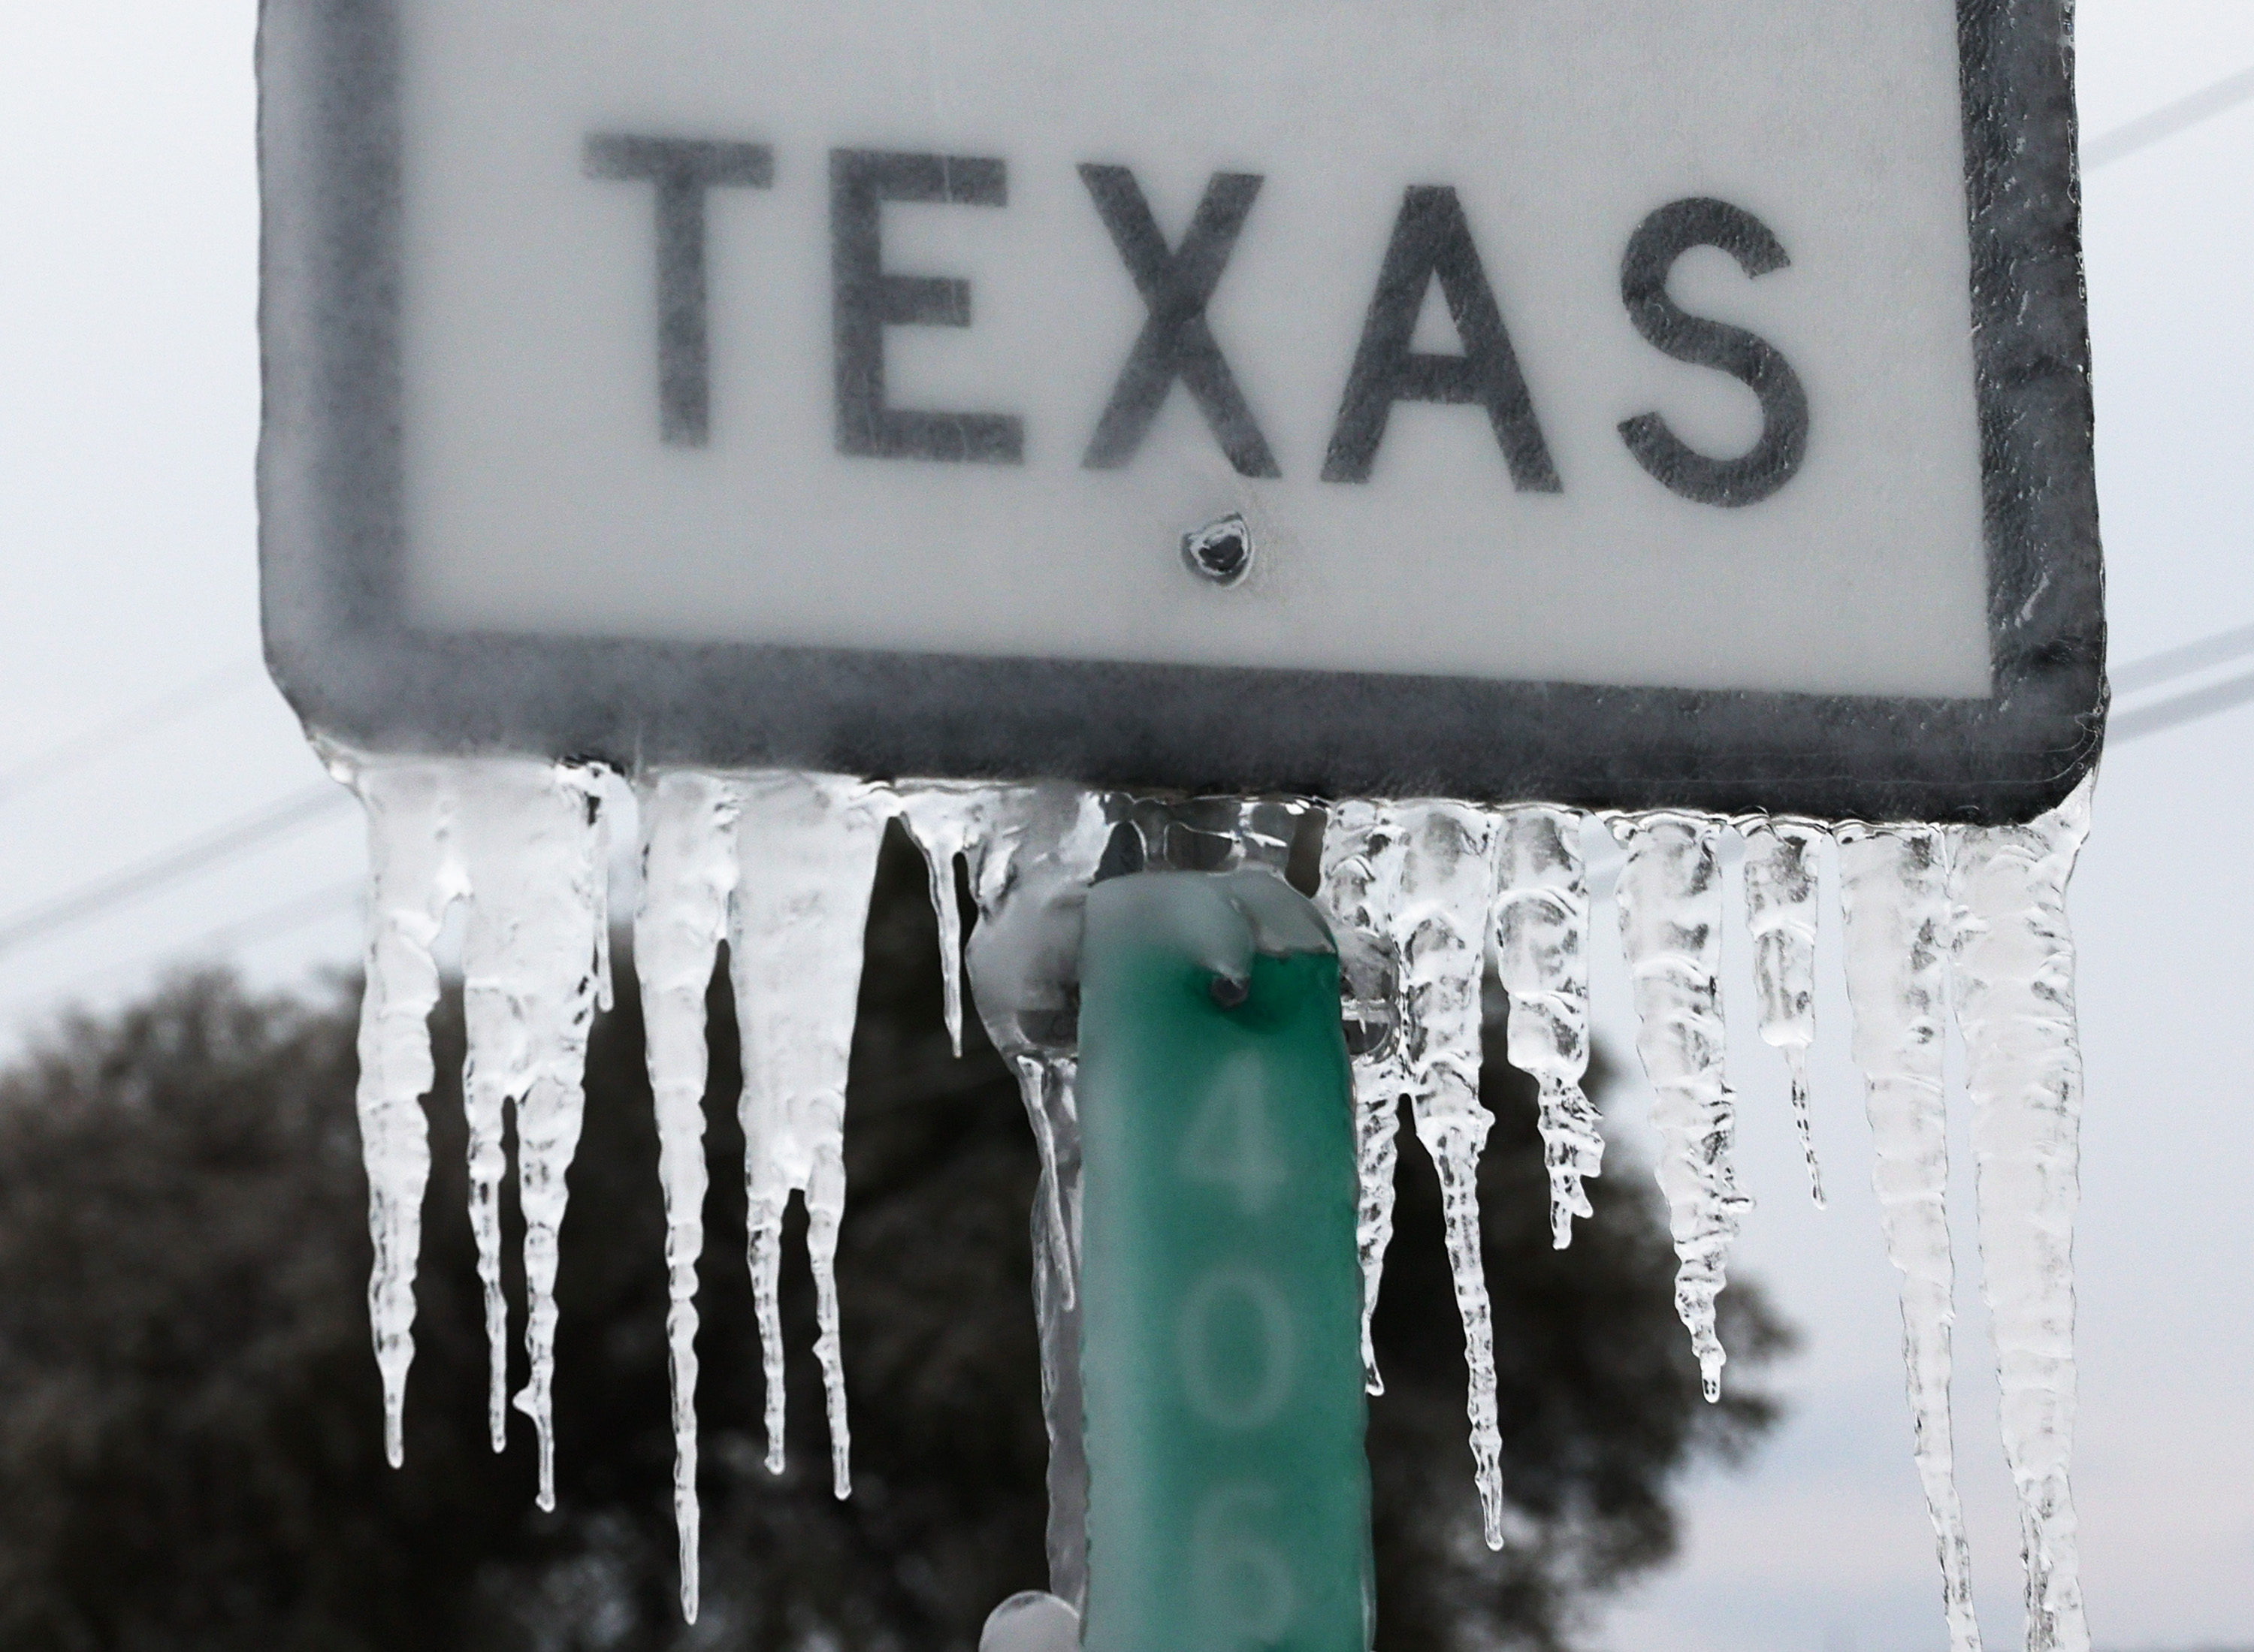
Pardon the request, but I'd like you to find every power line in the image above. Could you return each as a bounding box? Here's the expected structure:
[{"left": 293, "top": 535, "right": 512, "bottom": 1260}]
[
  {"left": 2113, "top": 666, "right": 2254, "bottom": 744},
  {"left": 2084, "top": 65, "right": 2254, "bottom": 171},
  {"left": 0, "top": 658, "right": 264, "bottom": 807},
  {"left": 0, "top": 877, "right": 364, "bottom": 1029},
  {"left": 0, "top": 782, "right": 352, "bottom": 962},
  {"left": 2109, "top": 620, "right": 2254, "bottom": 695}
]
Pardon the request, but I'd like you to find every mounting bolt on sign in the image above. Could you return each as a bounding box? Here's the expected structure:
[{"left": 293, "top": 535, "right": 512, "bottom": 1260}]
[{"left": 1077, "top": 870, "right": 1372, "bottom": 1652}]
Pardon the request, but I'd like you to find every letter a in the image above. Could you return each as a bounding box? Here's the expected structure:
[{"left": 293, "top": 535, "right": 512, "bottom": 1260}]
[{"left": 1322, "top": 187, "right": 1559, "bottom": 490}]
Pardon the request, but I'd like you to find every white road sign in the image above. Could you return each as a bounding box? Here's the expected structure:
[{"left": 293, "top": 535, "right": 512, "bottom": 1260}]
[{"left": 260, "top": 0, "right": 2103, "bottom": 822}]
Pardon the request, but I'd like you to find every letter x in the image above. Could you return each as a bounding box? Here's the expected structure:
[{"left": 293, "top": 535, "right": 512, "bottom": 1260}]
[{"left": 1079, "top": 165, "right": 1280, "bottom": 478}]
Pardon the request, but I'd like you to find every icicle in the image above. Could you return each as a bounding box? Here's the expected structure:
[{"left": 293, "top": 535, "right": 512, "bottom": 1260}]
[
  {"left": 1322, "top": 801, "right": 1506, "bottom": 1549},
  {"left": 340, "top": 758, "right": 468, "bottom": 1468},
  {"left": 1612, "top": 811, "right": 1750, "bottom": 1403},
  {"left": 1492, "top": 805, "right": 1600, "bottom": 1249},
  {"left": 635, "top": 773, "right": 742, "bottom": 1621},
  {"left": 1017, "top": 1049, "right": 1089, "bottom": 1613},
  {"left": 898, "top": 784, "right": 1012, "bottom": 1059},
  {"left": 728, "top": 771, "right": 899, "bottom": 1497},
  {"left": 1839, "top": 823, "right": 1981, "bottom": 1652},
  {"left": 1742, "top": 818, "right": 1828, "bottom": 1207},
  {"left": 451, "top": 761, "right": 613, "bottom": 1512},
  {"left": 1952, "top": 779, "right": 2095, "bottom": 1652},
  {"left": 1317, "top": 800, "right": 1410, "bottom": 1397}
]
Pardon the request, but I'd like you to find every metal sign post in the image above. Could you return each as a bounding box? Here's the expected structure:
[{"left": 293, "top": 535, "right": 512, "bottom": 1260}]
[{"left": 1078, "top": 871, "right": 1369, "bottom": 1652}]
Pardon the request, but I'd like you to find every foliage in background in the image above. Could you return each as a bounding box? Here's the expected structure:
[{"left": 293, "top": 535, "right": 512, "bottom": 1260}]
[{"left": 0, "top": 829, "right": 1787, "bottom": 1650}]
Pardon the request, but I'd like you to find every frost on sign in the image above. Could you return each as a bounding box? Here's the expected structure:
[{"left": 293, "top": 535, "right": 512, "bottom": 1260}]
[
  {"left": 263, "top": 2, "right": 2106, "bottom": 1650},
  {"left": 261, "top": 0, "right": 2100, "bottom": 824}
]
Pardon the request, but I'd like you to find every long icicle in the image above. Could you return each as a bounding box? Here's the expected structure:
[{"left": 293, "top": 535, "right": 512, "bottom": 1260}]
[
  {"left": 1839, "top": 823, "right": 1981, "bottom": 1652},
  {"left": 1493, "top": 805, "right": 1600, "bottom": 1248},
  {"left": 728, "top": 771, "right": 897, "bottom": 1497},
  {"left": 1742, "top": 817, "right": 1829, "bottom": 1207},
  {"left": 1318, "top": 799, "right": 1410, "bottom": 1396},
  {"left": 1952, "top": 779, "right": 2095, "bottom": 1652},
  {"left": 1326, "top": 801, "right": 1508, "bottom": 1547},
  {"left": 341, "top": 757, "right": 467, "bottom": 1468},
  {"left": 1613, "top": 810, "right": 1750, "bottom": 1402},
  {"left": 635, "top": 772, "right": 742, "bottom": 1621},
  {"left": 456, "top": 761, "right": 612, "bottom": 1513}
]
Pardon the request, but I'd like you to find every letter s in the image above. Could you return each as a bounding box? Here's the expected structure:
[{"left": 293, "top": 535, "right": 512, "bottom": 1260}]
[{"left": 1618, "top": 198, "right": 1810, "bottom": 508}]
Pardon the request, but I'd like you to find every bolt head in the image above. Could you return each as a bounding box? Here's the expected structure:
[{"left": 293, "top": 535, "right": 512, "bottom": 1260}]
[{"left": 1182, "top": 514, "right": 1252, "bottom": 587}]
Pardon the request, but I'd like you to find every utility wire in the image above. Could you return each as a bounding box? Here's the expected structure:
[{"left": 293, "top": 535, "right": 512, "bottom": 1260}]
[
  {"left": 0, "top": 658, "right": 264, "bottom": 807},
  {"left": 2084, "top": 65, "right": 2254, "bottom": 172},
  {"left": 2109, "top": 619, "right": 2254, "bottom": 695},
  {"left": 0, "top": 782, "right": 351, "bottom": 962},
  {"left": 0, "top": 877, "right": 365, "bottom": 1028},
  {"left": 2105, "top": 618, "right": 2254, "bottom": 744},
  {"left": 2112, "top": 666, "right": 2254, "bottom": 744}
]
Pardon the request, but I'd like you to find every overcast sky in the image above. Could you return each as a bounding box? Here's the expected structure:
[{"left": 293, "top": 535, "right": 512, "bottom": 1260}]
[{"left": 0, "top": 5, "right": 2248, "bottom": 1650}]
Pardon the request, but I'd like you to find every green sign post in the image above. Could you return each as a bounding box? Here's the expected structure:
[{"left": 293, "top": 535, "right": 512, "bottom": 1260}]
[{"left": 1078, "top": 871, "right": 1373, "bottom": 1652}]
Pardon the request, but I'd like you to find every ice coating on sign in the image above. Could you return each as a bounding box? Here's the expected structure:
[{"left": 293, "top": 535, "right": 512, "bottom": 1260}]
[
  {"left": 728, "top": 772, "right": 899, "bottom": 1497},
  {"left": 1612, "top": 811, "right": 1751, "bottom": 1403},
  {"left": 1742, "top": 819, "right": 1827, "bottom": 1207},
  {"left": 634, "top": 773, "right": 741, "bottom": 1620},
  {"left": 1319, "top": 800, "right": 1507, "bottom": 1550},
  {"left": 333, "top": 756, "right": 2101, "bottom": 1652},
  {"left": 1839, "top": 824, "right": 1981, "bottom": 1652},
  {"left": 1492, "top": 805, "right": 1600, "bottom": 1248},
  {"left": 1951, "top": 779, "right": 2094, "bottom": 1652},
  {"left": 341, "top": 760, "right": 465, "bottom": 1468}
]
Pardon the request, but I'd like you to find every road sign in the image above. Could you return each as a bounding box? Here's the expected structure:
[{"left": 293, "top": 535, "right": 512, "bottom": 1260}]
[
  {"left": 1077, "top": 871, "right": 1370, "bottom": 1652},
  {"left": 261, "top": 0, "right": 2102, "bottom": 823}
]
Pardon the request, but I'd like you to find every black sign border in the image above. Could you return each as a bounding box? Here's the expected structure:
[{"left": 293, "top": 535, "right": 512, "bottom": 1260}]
[{"left": 258, "top": 0, "right": 2104, "bottom": 826}]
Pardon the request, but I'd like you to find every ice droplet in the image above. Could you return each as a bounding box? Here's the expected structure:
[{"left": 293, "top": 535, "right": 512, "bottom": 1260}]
[
  {"left": 634, "top": 772, "right": 742, "bottom": 1620},
  {"left": 1741, "top": 817, "right": 1828, "bottom": 1207},
  {"left": 1951, "top": 778, "right": 2094, "bottom": 1652},
  {"left": 1612, "top": 811, "right": 1750, "bottom": 1403},
  {"left": 1839, "top": 822, "right": 1981, "bottom": 1652},
  {"left": 1493, "top": 805, "right": 1600, "bottom": 1249},
  {"left": 727, "top": 771, "right": 899, "bottom": 1498},
  {"left": 1320, "top": 800, "right": 1506, "bottom": 1550}
]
